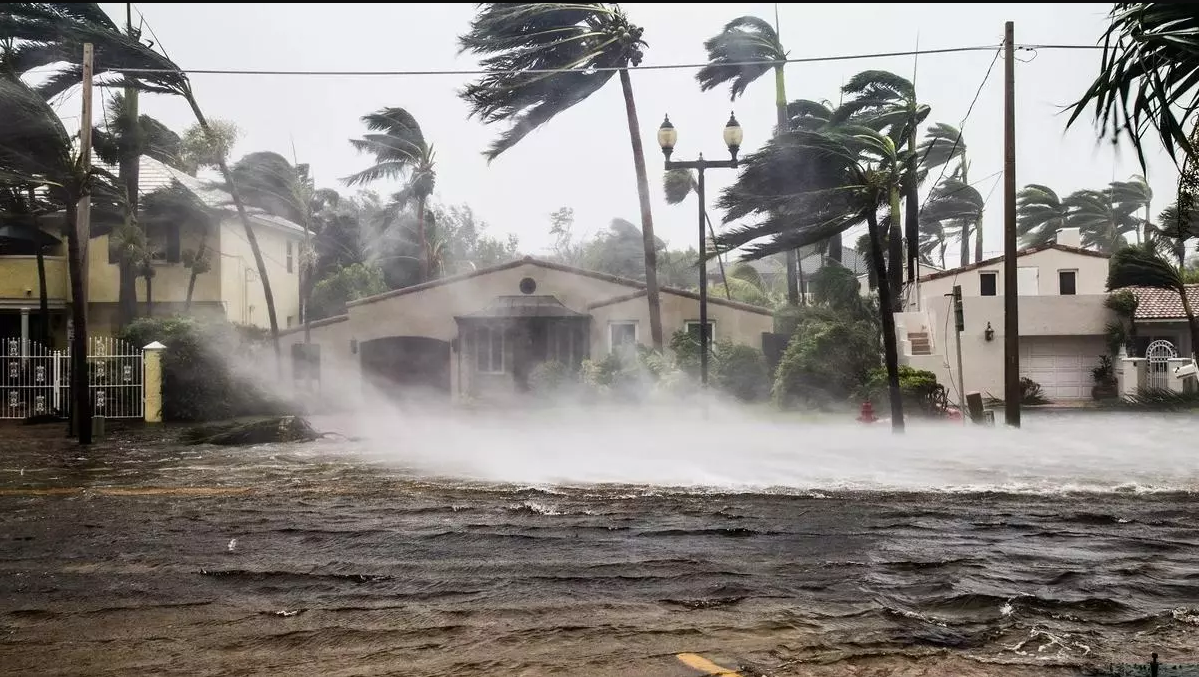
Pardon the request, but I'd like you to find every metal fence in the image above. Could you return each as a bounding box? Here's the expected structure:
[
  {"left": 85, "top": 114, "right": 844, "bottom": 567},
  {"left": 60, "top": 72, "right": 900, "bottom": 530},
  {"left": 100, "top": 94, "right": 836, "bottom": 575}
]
[{"left": 0, "top": 336, "right": 143, "bottom": 420}]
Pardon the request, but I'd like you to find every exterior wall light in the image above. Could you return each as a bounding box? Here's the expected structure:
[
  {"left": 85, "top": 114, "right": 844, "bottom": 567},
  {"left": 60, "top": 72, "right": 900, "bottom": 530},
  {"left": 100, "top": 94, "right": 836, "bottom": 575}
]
[{"left": 984, "top": 322, "right": 995, "bottom": 342}]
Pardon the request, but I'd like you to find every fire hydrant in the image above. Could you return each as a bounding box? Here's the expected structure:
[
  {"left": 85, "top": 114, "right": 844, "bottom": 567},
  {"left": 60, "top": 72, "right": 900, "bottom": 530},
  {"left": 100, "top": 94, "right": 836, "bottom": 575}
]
[{"left": 857, "top": 401, "right": 877, "bottom": 424}]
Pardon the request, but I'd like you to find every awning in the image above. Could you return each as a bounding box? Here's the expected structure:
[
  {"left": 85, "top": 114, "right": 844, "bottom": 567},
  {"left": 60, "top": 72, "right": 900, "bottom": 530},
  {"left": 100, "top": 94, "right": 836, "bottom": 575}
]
[
  {"left": 0, "top": 224, "right": 60, "bottom": 247},
  {"left": 455, "top": 295, "right": 589, "bottom": 320}
]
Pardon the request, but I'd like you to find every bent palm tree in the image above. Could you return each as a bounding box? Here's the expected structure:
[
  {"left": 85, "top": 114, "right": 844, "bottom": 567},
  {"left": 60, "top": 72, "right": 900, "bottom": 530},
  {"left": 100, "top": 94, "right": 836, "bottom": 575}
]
[
  {"left": 343, "top": 107, "right": 435, "bottom": 282},
  {"left": 697, "top": 14, "right": 804, "bottom": 304},
  {"left": 458, "top": 3, "right": 665, "bottom": 349},
  {"left": 1017, "top": 184, "right": 1071, "bottom": 247},
  {"left": 1065, "top": 189, "right": 1140, "bottom": 252},
  {"left": 920, "top": 175, "right": 984, "bottom": 267},
  {"left": 918, "top": 123, "right": 980, "bottom": 262},
  {"left": 1107, "top": 243, "right": 1198, "bottom": 356},
  {"left": 1157, "top": 198, "right": 1199, "bottom": 265},
  {"left": 1109, "top": 175, "right": 1153, "bottom": 242}
]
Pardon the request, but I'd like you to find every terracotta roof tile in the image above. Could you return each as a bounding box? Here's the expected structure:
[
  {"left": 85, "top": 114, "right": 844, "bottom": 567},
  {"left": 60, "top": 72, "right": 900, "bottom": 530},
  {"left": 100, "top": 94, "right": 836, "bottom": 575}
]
[{"left": 1129, "top": 285, "right": 1199, "bottom": 320}]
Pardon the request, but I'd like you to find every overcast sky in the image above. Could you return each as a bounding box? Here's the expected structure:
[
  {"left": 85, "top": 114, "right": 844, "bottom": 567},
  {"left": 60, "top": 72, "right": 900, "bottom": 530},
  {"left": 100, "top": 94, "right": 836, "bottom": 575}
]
[{"left": 84, "top": 2, "right": 1179, "bottom": 266}]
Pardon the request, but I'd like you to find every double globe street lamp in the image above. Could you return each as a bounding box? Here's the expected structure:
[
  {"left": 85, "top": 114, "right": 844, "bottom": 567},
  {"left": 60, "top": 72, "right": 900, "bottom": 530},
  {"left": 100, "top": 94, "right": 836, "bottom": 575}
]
[{"left": 657, "top": 112, "right": 743, "bottom": 388}]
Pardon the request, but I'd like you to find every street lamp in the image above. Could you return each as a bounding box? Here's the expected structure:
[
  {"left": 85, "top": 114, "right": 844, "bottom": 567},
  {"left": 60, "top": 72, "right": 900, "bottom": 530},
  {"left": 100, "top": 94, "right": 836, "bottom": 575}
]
[{"left": 658, "top": 112, "right": 743, "bottom": 388}]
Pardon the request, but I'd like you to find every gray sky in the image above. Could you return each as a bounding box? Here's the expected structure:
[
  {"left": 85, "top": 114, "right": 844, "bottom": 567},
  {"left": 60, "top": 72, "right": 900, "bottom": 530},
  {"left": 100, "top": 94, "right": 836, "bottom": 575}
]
[{"left": 88, "top": 2, "right": 1179, "bottom": 266}]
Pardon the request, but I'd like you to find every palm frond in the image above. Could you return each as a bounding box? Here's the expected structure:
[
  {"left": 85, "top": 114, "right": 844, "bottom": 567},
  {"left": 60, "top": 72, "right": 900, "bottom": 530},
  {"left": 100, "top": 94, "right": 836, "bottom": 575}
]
[
  {"left": 663, "top": 168, "right": 695, "bottom": 205},
  {"left": 695, "top": 15, "right": 783, "bottom": 100},
  {"left": 1107, "top": 241, "right": 1184, "bottom": 291}
]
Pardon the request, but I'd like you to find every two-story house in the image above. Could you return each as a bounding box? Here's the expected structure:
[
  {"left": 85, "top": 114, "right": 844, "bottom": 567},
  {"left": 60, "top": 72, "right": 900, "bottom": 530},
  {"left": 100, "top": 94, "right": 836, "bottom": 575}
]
[
  {"left": 896, "top": 227, "right": 1115, "bottom": 403},
  {"left": 0, "top": 156, "right": 305, "bottom": 346}
]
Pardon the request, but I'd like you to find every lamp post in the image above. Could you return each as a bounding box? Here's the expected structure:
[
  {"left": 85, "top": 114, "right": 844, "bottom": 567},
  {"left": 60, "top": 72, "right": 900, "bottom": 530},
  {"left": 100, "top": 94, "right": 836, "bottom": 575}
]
[{"left": 658, "top": 112, "right": 743, "bottom": 388}]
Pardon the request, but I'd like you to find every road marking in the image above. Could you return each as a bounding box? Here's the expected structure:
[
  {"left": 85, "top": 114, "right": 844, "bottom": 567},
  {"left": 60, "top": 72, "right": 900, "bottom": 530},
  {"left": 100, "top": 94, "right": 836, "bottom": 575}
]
[{"left": 676, "top": 653, "right": 742, "bottom": 676}]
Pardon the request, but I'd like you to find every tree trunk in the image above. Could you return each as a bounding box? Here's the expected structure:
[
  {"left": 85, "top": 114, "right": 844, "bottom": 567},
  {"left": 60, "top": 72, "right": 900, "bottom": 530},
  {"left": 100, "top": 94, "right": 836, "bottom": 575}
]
[
  {"left": 774, "top": 65, "right": 801, "bottom": 307},
  {"left": 27, "top": 189, "right": 50, "bottom": 345},
  {"left": 117, "top": 85, "right": 140, "bottom": 328},
  {"left": 703, "top": 211, "right": 732, "bottom": 301},
  {"left": 184, "top": 93, "right": 281, "bottom": 370},
  {"left": 888, "top": 187, "right": 904, "bottom": 310},
  {"left": 65, "top": 200, "right": 92, "bottom": 444},
  {"left": 904, "top": 125, "right": 919, "bottom": 285},
  {"left": 185, "top": 228, "right": 208, "bottom": 312},
  {"left": 417, "top": 195, "right": 428, "bottom": 282},
  {"left": 974, "top": 213, "right": 984, "bottom": 263},
  {"left": 960, "top": 221, "right": 971, "bottom": 267},
  {"left": 1179, "top": 283, "right": 1199, "bottom": 359},
  {"left": 865, "top": 207, "right": 905, "bottom": 433},
  {"left": 618, "top": 68, "right": 663, "bottom": 350}
]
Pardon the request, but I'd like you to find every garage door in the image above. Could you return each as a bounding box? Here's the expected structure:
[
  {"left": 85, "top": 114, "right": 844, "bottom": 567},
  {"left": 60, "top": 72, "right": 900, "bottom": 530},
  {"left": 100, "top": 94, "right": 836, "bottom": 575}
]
[
  {"left": 359, "top": 336, "right": 451, "bottom": 400},
  {"left": 1019, "top": 336, "right": 1106, "bottom": 401}
]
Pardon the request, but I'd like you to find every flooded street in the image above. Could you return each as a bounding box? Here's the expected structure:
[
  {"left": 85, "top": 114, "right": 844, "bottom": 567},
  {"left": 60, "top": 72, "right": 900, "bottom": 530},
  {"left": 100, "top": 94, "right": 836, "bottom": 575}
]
[{"left": 2, "top": 411, "right": 1198, "bottom": 676}]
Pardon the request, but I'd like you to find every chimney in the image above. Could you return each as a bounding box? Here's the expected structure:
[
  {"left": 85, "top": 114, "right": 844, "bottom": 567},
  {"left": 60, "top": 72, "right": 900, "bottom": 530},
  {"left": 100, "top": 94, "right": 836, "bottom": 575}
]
[{"left": 1055, "top": 227, "right": 1081, "bottom": 248}]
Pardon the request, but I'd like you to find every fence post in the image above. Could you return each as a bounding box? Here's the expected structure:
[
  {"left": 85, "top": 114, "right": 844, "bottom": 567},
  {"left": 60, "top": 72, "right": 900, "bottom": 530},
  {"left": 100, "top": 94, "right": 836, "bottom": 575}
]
[{"left": 143, "top": 341, "right": 165, "bottom": 424}]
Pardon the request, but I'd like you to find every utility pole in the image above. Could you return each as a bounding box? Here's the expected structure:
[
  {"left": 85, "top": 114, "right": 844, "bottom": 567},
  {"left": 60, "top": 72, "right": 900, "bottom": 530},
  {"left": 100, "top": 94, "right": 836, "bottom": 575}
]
[
  {"left": 952, "top": 285, "right": 966, "bottom": 423},
  {"left": 74, "top": 43, "right": 95, "bottom": 444},
  {"left": 1002, "top": 21, "right": 1020, "bottom": 428}
]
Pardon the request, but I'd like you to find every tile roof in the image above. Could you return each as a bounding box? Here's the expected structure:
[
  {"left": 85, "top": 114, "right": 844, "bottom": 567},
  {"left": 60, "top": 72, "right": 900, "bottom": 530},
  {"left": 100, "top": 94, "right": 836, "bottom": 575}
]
[
  {"left": 920, "top": 243, "right": 1109, "bottom": 281},
  {"left": 95, "top": 156, "right": 306, "bottom": 235},
  {"left": 1128, "top": 285, "right": 1199, "bottom": 321}
]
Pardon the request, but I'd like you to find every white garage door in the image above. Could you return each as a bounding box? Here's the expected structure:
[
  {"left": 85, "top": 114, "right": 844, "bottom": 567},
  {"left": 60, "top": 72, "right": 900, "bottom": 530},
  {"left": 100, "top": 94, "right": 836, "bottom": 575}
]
[{"left": 1019, "top": 337, "right": 1106, "bottom": 401}]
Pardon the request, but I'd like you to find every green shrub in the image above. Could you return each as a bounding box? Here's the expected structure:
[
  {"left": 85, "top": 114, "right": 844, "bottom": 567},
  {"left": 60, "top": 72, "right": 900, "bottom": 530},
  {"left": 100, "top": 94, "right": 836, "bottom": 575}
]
[
  {"left": 528, "top": 360, "right": 572, "bottom": 397},
  {"left": 861, "top": 365, "right": 948, "bottom": 417},
  {"left": 121, "top": 316, "right": 294, "bottom": 422},
  {"left": 712, "top": 340, "right": 770, "bottom": 402},
  {"left": 1020, "top": 377, "right": 1050, "bottom": 405},
  {"left": 773, "top": 318, "right": 880, "bottom": 409},
  {"left": 308, "top": 263, "right": 387, "bottom": 320},
  {"left": 668, "top": 328, "right": 701, "bottom": 375}
]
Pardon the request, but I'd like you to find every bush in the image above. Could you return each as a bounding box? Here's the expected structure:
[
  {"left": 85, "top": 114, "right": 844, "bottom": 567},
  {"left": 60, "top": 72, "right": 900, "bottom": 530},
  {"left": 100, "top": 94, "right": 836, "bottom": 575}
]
[
  {"left": 773, "top": 317, "right": 881, "bottom": 409},
  {"left": 308, "top": 263, "right": 387, "bottom": 320},
  {"left": 861, "top": 365, "right": 948, "bottom": 417},
  {"left": 1021, "top": 377, "right": 1050, "bottom": 405},
  {"left": 121, "top": 316, "right": 294, "bottom": 422},
  {"left": 528, "top": 360, "right": 572, "bottom": 397},
  {"left": 712, "top": 340, "right": 770, "bottom": 402}
]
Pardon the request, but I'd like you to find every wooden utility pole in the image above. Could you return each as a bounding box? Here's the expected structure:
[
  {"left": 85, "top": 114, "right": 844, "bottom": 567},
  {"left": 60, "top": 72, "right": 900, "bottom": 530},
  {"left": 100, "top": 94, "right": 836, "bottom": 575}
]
[
  {"left": 1002, "top": 21, "right": 1020, "bottom": 428},
  {"left": 72, "top": 43, "right": 95, "bottom": 444}
]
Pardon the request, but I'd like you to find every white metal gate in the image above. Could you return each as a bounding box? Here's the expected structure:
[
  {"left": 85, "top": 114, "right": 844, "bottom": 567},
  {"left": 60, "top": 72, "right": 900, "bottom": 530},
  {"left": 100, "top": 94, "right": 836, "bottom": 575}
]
[
  {"left": 0, "top": 336, "right": 144, "bottom": 420},
  {"left": 1145, "top": 339, "right": 1179, "bottom": 391}
]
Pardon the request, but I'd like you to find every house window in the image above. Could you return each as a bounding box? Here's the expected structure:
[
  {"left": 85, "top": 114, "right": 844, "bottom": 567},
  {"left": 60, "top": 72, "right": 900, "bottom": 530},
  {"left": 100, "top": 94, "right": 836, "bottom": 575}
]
[
  {"left": 1058, "top": 270, "right": 1077, "bottom": 295},
  {"left": 979, "top": 271, "right": 997, "bottom": 297},
  {"left": 286, "top": 315, "right": 295, "bottom": 328},
  {"left": 286, "top": 241, "right": 294, "bottom": 273},
  {"left": 476, "top": 325, "right": 505, "bottom": 374},
  {"left": 609, "top": 321, "right": 637, "bottom": 354},
  {"left": 145, "top": 224, "right": 181, "bottom": 264},
  {"left": 685, "top": 321, "right": 716, "bottom": 343},
  {"left": 549, "top": 323, "right": 579, "bottom": 366}
]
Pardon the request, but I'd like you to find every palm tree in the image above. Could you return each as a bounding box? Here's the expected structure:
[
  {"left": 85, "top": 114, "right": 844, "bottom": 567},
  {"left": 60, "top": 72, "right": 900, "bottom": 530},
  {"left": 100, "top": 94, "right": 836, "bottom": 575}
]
[
  {"left": 837, "top": 70, "right": 930, "bottom": 290},
  {"left": 0, "top": 76, "right": 100, "bottom": 442},
  {"left": 920, "top": 175, "right": 984, "bottom": 267},
  {"left": 917, "top": 216, "right": 948, "bottom": 268},
  {"left": 663, "top": 167, "right": 730, "bottom": 300},
  {"left": 342, "top": 107, "right": 435, "bottom": 282},
  {"left": 1107, "top": 243, "right": 1198, "bottom": 356},
  {"left": 697, "top": 14, "right": 803, "bottom": 306},
  {"left": 715, "top": 125, "right": 912, "bottom": 432},
  {"left": 458, "top": 3, "right": 665, "bottom": 350},
  {"left": 1017, "top": 184, "right": 1071, "bottom": 247},
  {"left": 918, "top": 123, "right": 979, "bottom": 262},
  {"left": 1069, "top": 3, "right": 1199, "bottom": 168},
  {"left": 1064, "top": 188, "right": 1140, "bottom": 252},
  {"left": 1109, "top": 175, "right": 1153, "bottom": 242},
  {"left": 4, "top": 2, "right": 285, "bottom": 365},
  {"left": 1157, "top": 198, "right": 1199, "bottom": 265}
]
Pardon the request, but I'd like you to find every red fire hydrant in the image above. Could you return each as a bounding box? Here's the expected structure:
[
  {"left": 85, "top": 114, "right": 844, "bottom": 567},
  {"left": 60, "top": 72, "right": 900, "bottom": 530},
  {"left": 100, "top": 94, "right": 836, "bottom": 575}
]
[{"left": 857, "top": 401, "right": 877, "bottom": 424}]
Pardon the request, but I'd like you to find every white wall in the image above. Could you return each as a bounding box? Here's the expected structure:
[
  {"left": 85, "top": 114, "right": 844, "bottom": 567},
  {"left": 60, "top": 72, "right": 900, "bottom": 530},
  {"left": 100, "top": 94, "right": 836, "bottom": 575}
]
[
  {"left": 219, "top": 219, "right": 302, "bottom": 329},
  {"left": 918, "top": 247, "right": 1110, "bottom": 302}
]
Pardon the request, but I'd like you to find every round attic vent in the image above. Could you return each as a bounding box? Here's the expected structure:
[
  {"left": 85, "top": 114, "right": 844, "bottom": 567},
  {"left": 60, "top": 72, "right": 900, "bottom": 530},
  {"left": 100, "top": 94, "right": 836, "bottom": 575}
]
[{"left": 519, "top": 277, "right": 537, "bottom": 294}]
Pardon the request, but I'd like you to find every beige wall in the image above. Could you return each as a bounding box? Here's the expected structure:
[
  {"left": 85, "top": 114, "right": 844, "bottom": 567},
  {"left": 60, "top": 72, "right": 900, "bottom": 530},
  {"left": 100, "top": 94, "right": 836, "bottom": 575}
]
[
  {"left": 87, "top": 225, "right": 221, "bottom": 305},
  {"left": 0, "top": 256, "right": 69, "bottom": 301},
  {"left": 277, "top": 317, "right": 362, "bottom": 407},
  {"left": 589, "top": 292, "right": 772, "bottom": 356},
  {"left": 346, "top": 263, "right": 636, "bottom": 341},
  {"left": 907, "top": 293, "right": 1115, "bottom": 403},
  {"left": 918, "top": 248, "right": 1110, "bottom": 302},
  {"left": 219, "top": 219, "right": 302, "bottom": 329}
]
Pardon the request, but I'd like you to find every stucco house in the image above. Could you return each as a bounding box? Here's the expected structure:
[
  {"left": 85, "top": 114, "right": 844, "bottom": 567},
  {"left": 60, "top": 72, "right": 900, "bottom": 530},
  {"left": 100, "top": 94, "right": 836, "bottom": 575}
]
[
  {"left": 1126, "top": 284, "right": 1198, "bottom": 357},
  {"left": 0, "top": 155, "right": 304, "bottom": 345},
  {"left": 898, "top": 228, "right": 1117, "bottom": 403},
  {"left": 279, "top": 257, "right": 774, "bottom": 403}
]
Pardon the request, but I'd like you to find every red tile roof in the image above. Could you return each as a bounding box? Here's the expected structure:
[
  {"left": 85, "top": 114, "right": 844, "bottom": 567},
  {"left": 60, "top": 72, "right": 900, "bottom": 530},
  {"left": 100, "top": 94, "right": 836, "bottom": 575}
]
[{"left": 1129, "top": 285, "right": 1199, "bottom": 321}]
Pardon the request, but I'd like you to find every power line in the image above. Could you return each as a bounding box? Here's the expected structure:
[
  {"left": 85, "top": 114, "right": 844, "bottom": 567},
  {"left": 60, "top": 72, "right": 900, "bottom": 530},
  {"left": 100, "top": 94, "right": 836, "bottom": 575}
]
[{"left": 111, "top": 43, "right": 1095, "bottom": 77}]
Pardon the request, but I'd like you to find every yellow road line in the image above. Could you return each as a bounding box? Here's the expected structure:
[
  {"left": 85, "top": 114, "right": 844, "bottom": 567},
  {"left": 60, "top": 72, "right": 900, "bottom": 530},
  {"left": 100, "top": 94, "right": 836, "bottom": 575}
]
[{"left": 676, "top": 653, "right": 742, "bottom": 676}]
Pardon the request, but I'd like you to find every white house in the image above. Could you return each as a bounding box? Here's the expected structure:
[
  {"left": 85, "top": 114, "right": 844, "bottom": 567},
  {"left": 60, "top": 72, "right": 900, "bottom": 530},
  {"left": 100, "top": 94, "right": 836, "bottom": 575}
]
[{"left": 897, "top": 228, "right": 1116, "bottom": 403}]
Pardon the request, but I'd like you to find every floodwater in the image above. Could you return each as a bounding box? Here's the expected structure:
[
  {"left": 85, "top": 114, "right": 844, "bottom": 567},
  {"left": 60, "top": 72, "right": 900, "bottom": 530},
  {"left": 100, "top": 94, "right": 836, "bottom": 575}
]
[{"left": 2, "top": 406, "right": 1198, "bottom": 676}]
